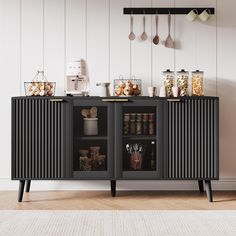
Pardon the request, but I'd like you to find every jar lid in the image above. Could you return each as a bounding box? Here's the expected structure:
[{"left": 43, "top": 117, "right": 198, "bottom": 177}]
[
  {"left": 177, "top": 69, "right": 189, "bottom": 73},
  {"left": 162, "top": 69, "right": 174, "bottom": 73},
  {"left": 192, "top": 70, "right": 204, "bottom": 73}
]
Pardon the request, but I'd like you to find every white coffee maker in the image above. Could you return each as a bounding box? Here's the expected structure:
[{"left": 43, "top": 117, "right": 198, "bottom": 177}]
[{"left": 65, "top": 60, "right": 89, "bottom": 96}]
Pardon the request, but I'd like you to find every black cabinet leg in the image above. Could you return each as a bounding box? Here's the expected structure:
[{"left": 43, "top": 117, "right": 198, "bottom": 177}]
[
  {"left": 205, "top": 180, "right": 213, "bottom": 202},
  {"left": 111, "top": 180, "right": 116, "bottom": 197},
  {"left": 18, "top": 180, "right": 25, "bottom": 202},
  {"left": 198, "top": 180, "right": 204, "bottom": 193},
  {"left": 25, "top": 180, "right": 31, "bottom": 192}
]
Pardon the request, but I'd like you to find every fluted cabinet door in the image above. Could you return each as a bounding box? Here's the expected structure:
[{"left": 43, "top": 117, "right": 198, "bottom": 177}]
[
  {"left": 12, "top": 98, "right": 73, "bottom": 179},
  {"left": 166, "top": 98, "right": 219, "bottom": 180}
]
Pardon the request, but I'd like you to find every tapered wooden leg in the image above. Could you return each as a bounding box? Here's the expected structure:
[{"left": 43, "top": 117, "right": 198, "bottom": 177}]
[
  {"left": 205, "top": 180, "right": 213, "bottom": 202},
  {"left": 18, "top": 180, "right": 25, "bottom": 202},
  {"left": 111, "top": 180, "right": 116, "bottom": 197},
  {"left": 25, "top": 180, "right": 31, "bottom": 192},
  {"left": 198, "top": 180, "right": 204, "bottom": 193}
]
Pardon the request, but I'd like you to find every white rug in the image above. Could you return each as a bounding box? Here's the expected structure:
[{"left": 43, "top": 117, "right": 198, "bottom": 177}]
[{"left": 0, "top": 211, "right": 235, "bottom": 236}]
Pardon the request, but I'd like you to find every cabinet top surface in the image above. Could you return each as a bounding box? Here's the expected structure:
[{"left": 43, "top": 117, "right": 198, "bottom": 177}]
[{"left": 12, "top": 96, "right": 219, "bottom": 100}]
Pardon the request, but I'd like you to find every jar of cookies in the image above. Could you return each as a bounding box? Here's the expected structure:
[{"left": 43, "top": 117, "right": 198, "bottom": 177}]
[
  {"left": 162, "top": 69, "right": 175, "bottom": 97},
  {"left": 192, "top": 70, "right": 204, "bottom": 96},
  {"left": 177, "top": 69, "right": 189, "bottom": 97}
]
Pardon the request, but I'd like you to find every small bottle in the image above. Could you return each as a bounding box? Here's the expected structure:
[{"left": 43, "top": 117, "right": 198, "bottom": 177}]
[
  {"left": 130, "top": 120, "right": 136, "bottom": 135},
  {"left": 150, "top": 141, "right": 156, "bottom": 170},
  {"left": 136, "top": 120, "right": 142, "bottom": 135}
]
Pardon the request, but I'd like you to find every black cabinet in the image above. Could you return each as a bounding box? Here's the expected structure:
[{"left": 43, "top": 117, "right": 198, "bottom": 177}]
[{"left": 11, "top": 96, "right": 219, "bottom": 202}]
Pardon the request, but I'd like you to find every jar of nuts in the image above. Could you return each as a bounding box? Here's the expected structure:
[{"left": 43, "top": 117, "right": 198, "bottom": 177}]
[
  {"left": 162, "top": 69, "right": 175, "bottom": 97},
  {"left": 177, "top": 69, "right": 189, "bottom": 96},
  {"left": 192, "top": 70, "right": 204, "bottom": 96}
]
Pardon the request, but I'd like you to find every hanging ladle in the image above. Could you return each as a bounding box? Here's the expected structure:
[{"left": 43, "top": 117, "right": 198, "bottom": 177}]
[
  {"left": 153, "top": 13, "right": 160, "bottom": 45},
  {"left": 140, "top": 15, "right": 148, "bottom": 41},
  {"left": 165, "top": 12, "right": 175, "bottom": 48},
  {"left": 128, "top": 15, "right": 136, "bottom": 41}
]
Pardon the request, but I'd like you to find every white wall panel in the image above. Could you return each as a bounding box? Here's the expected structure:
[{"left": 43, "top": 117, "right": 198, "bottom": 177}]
[
  {"left": 110, "top": 0, "right": 130, "bottom": 95},
  {"left": 217, "top": 0, "right": 236, "bottom": 178},
  {"left": 175, "top": 0, "right": 217, "bottom": 96},
  {"left": 0, "top": 0, "right": 20, "bottom": 178},
  {"left": 44, "top": 0, "right": 65, "bottom": 95},
  {"left": 21, "top": 0, "right": 44, "bottom": 94},
  {"left": 152, "top": 0, "right": 175, "bottom": 91},
  {"left": 86, "top": 0, "right": 110, "bottom": 95},
  {"left": 130, "top": 0, "right": 152, "bottom": 96},
  {"left": 66, "top": 0, "right": 86, "bottom": 62}
]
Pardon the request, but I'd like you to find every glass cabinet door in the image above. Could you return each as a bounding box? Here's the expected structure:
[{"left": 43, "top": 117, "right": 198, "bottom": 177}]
[
  {"left": 115, "top": 99, "right": 164, "bottom": 180},
  {"left": 73, "top": 99, "right": 114, "bottom": 179}
]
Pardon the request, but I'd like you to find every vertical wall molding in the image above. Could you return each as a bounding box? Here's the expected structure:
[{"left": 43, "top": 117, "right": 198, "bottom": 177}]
[{"left": 20, "top": 0, "right": 22, "bottom": 95}]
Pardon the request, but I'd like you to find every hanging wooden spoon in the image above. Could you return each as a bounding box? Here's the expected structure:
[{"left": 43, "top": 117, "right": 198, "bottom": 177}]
[
  {"left": 140, "top": 15, "right": 148, "bottom": 41},
  {"left": 153, "top": 14, "right": 160, "bottom": 45},
  {"left": 128, "top": 15, "right": 136, "bottom": 41},
  {"left": 165, "top": 13, "right": 174, "bottom": 48}
]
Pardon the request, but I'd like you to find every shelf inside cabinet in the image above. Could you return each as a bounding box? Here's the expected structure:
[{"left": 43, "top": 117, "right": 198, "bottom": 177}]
[
  {"left": 123, "top": 135, "right": 156, "bottom": 140},
  {"left": 78, "top": 136, "right": 108, "bottom": 141}
]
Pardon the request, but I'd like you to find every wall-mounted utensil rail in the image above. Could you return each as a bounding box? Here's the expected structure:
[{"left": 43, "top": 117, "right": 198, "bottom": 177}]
[{"left": 123, "top": 8, "right": 215, "bottom": 15}]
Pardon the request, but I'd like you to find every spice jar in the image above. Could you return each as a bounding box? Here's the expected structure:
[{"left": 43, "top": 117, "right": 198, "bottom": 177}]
[
  {"left": 192, "top": 70, "right": 204, "bottom": 96},
  {"left": 142, "top": 113, "right": 149, "bottom": 121},
  {"left": 177, "top": 69, "right": 189, "bottom": 96},
  {"left": 142, "top": 121, "right": 149, "bottom": 135},
  {"left": 136, "top": 120, "right": 142, "bottom": 135},
  {"left": 148, "top": 113, "right": 155, "bottom": 121},
  {"left": 130, "top": 113, "right": 136, "bottom": 120},
  {"left": 136, "top": 113, "right": 142, "bottom": 121},
  {"left": 162, "top": 69, "right": 175, "bottom": 97},
  {"left": 124, "top": 121, "right": 129, "bottom": 135},
  {"left": 130, "top": 120, "right": 136, "bottom": 135},
  {"left": 149, "top": 121, "right": 155, "bottom": 135},
  {"left": 124, "top": 113, "right": 130, "bottom": 121}
]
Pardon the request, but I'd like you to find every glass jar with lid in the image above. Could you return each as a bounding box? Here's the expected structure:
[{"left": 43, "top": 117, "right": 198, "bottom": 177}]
[
  {"left": 162, "top": 69, "right": 175, "bottom": 97},
  {"left": 177, "top": 69, "right": 189, "bottom": 96},
  {"left": 192, "top": 70, "right": 204, "bottom": 96}
]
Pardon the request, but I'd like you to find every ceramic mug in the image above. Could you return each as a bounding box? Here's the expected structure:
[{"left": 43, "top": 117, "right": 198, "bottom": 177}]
[
  {"left": 172, "top": 86, "right": 179, "bottom": 97},
  {"left": 147, "top": 86, "right": 157, "bottom": 97},
  {"left": 199, "top": 9, "right": 211, "bottom": 22},
  {"left": 159, "top": 86, "right": 166, "bottom": 97},
  {"left": 186, "top": 9, "right": 198, "bottom": 22}
]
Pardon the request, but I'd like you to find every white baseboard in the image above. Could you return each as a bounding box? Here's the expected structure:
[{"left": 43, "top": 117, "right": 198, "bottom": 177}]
[{"left": 0, "top": 178, "right": 236, "bottom": 191}]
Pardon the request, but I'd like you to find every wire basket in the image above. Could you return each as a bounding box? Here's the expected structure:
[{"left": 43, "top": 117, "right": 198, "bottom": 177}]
[
  {"left": 114, "top": 77, "right": 141, "bottom": 96},
  {"left": 24, "top": 71, "right": 56, "bottom": 96},
  {"left": 24, "top": 82, "right": 56, "bottom": 96}
]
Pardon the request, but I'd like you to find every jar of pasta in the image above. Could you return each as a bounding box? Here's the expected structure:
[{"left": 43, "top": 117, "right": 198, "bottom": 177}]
[
  {"left": 177, "top": 69, "right": 189, "bottom": 96},
  {"left": 192, "top": 70, "right": 204, "bottom": 96},
  {"left": 162, "top": 69, "right": 175, "bottom": 97}
]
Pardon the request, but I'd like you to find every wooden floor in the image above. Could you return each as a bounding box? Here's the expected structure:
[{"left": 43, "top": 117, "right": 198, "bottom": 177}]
[{"left": 1, "top": 191, "right": 236, "bottom": 210}]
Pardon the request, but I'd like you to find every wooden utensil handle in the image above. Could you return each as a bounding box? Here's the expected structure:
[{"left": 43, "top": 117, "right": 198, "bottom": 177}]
[
  {"left": 143, "top": 16, "right": 146, "bottom": 31},
  {"left": 168, "top": 13, "right": 171, "bottom": 34}
]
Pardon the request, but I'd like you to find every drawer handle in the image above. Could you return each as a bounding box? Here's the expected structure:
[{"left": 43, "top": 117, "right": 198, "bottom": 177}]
[
  {"left": 167, "top": 98, "right": 181, "bottom": 102},
  {"left": 102, "top": 98, "right": 129, "bottom": 102},
  {"left": 49, "top": 99, "right": 64, "bottom": 102}
]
